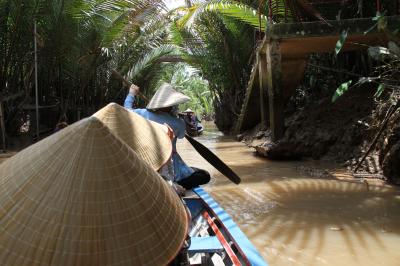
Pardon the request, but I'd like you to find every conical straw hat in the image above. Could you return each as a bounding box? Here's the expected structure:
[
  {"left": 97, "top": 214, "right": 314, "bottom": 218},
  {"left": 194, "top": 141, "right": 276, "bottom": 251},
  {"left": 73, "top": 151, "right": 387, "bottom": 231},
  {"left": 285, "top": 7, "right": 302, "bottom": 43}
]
[
  {"left": 93, "top": 103, "right": 172, "bottom": 170},
  {"left": 183, "top": 108, "right": 194, "bottom": 113},
  {"left": 0, "top": 117, "right": 188, "bottom": 266},
  {"left": 146, "top": 83, "right": 190, "bottom": 110}
]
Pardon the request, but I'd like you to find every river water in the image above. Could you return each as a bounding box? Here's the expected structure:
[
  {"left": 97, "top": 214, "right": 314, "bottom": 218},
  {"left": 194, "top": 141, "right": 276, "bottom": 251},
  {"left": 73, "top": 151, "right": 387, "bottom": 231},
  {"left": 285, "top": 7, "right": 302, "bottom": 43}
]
[{"left": 178, "top": 128, "right": 400, "bottom": 266}]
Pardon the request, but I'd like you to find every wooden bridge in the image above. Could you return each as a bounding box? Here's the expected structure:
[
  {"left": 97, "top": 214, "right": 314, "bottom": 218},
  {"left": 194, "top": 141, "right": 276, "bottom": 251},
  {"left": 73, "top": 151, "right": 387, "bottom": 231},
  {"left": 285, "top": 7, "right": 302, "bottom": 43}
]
[{"left": 235, "top": 15, "right": 400, "bottom": 140}]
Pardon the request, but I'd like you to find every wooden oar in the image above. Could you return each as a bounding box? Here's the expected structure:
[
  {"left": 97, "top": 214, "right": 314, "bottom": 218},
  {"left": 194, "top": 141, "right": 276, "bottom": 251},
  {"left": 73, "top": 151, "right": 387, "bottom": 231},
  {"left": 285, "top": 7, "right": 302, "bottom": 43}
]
[
  {"left": 112, "top": 69, "right": 241, "bottom": 184},
  {"left": 184, "top": 134, "right": 241, "bottom": 184}
]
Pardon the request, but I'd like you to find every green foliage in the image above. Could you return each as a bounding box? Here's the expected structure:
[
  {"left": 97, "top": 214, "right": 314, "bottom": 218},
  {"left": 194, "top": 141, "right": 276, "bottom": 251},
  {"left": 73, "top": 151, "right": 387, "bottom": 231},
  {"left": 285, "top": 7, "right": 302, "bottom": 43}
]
[
  {"left": 1, "top": 0, "right": 348, "bottom": 135},
  {"left": 364, "top": 11, "right": 386, "bottom": 34},
  {"left": 332, "top": 80, "right": 352, "bottom": 102},
  {"left": 335, "top": 29, "right": 348, "bottom": 55},
  {"left": 178, "top": 0, "right": 272, "bottom": 31},
  {"left": 204, "top": 1, "right": 268, "bottom": 30},
  {"left": 375, "top": 84, "right": 385, "bottom": 98},
  {"left": 0, "top": 0, "right": 171, "bottom": 133},
  {"left": 127, "top": 44, "right": 181, "bottom": 84},
  {"left": 151, "top": 64, "right": 214, "bottom": 118},
  {"left": 367, "top": 46, "right": 390, "bottom": 61},
  {"left": 332, "top": 77, "right": 390, "bottom": 103},
  {"left": 332, "top": 14, "right": 399, "bottom": 105},
  {"left": 174, "top": 70, "right": 213, "bottom": 118},
  {"left": 169, "top": 0, "right": 263, "bottom": 130}
]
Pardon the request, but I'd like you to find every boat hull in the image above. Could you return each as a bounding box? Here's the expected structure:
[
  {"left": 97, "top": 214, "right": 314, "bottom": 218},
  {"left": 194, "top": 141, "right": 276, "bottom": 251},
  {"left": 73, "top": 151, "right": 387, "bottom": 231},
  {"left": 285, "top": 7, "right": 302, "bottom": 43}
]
[{"left": 183, "top": 187, "right": 268, "bottom": 266}]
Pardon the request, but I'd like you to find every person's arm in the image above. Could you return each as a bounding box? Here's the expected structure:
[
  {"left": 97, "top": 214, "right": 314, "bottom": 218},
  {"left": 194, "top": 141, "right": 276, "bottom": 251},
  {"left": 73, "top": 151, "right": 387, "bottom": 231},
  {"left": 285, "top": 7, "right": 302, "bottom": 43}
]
[
  {"left": 123, "top": 84, "right": 140, "bottom": 111},
  {"left": 175, "top": 118, "right": 186, "bottom": 139}
]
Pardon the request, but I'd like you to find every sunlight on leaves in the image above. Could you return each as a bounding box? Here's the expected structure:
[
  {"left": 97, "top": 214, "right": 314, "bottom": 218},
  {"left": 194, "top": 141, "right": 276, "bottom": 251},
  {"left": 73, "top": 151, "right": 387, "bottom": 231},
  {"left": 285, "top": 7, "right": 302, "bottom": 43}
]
[
  {"left": 332, "top": 80, "right": 352, "bottom": 102},
  {"left": 368, "top": 46, "right": 390, "bottom": 60},
  {"left": 355, "top": 76, "right": 378, "bottom": 86},
  {"left": 374, "top": 84, "right": 385, "bottom": 98},
  {"left": 335, "top": 29, "right": 348, "bottom": 55},
  {"left": 388, "top": 41, "right": 400, "bottom": 56}
]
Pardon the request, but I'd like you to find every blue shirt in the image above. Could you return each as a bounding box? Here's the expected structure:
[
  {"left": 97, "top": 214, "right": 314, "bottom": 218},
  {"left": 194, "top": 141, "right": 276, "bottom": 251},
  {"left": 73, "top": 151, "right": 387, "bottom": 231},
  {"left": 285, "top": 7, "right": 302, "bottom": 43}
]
[{"left": 124, "top": 94, "right": 194, "bottom": 181}]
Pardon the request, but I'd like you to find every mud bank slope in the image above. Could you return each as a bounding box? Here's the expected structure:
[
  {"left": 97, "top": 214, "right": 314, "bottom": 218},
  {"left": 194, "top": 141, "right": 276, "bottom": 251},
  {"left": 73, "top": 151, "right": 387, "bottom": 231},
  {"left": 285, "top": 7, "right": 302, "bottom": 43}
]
[{"left": 239, "top": 86, "right": 400, "bottom": 184}]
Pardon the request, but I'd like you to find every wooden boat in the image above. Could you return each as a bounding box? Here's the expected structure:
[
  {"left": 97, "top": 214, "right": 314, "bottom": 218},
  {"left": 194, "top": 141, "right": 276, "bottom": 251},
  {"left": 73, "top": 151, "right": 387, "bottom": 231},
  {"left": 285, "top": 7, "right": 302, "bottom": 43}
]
[
  {"left": 178, "top": 111, "right": 204, "bottom": 137},
  {"left": 182, "top": 187, "right": 268, "bottom": 266},
  {"left": 186, "top": 122, "right": 204, "bottom": 137}
]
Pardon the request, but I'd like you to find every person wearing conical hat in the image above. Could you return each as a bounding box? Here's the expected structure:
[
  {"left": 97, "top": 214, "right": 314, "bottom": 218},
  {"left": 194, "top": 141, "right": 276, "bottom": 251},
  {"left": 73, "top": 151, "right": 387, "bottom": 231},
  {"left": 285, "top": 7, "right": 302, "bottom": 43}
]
[
  {"left": 0, "top": 117, "right": 188, "bottom": 265},
  {"left": 93, "top": 103, "right": 185, "bottom": 196},
  {"left": 180, "top": 108, "right": 202, "bottom": 135},
  {"left": 183, "top": 108, "right": 194, "bottom": 113},
  {"left": 124, "top": 83, "right": 210, "bottom": 189},
  {"left": 93, "top": 103, "right": 173, "bottom": 171}
]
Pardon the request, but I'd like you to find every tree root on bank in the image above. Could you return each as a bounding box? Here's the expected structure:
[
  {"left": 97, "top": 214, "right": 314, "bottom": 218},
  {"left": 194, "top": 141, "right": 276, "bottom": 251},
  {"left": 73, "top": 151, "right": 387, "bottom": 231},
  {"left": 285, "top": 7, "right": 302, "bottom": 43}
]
[{"left": 354, "top": 101, "right": 400, "bottom": 173}]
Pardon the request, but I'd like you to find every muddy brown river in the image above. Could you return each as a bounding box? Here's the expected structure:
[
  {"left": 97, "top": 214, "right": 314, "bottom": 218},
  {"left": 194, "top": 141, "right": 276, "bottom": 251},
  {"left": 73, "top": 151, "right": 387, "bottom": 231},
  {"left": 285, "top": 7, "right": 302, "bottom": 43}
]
[
  {"left": 1, "top": 126, "right": 399, "bottom": 265},
  {"left": 178, "top": 128, "right": 400, "bottom": 266}
]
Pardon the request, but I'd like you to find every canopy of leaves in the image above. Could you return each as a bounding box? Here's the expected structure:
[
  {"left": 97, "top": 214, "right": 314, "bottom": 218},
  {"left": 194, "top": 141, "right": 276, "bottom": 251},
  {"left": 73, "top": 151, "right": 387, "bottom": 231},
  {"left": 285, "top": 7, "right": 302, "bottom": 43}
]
[{"left": 0, "top": 0, "right": 180, "bottom": 132}]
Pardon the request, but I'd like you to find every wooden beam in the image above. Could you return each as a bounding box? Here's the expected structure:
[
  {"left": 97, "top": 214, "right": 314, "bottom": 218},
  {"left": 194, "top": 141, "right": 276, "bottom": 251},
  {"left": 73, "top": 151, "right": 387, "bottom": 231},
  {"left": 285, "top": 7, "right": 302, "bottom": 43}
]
[
  {"left": 259, "top": 15, "right": 400, "bottom": 54},
  {"left": 234, "top": 60, "right": 261, "bottom": 133},
  {"left": 281, "top": 58, "right": 308, "bottom": 99},
  {"left": 279, "top": 33, "right": 386, "bottom": 57},
  {"left": 258, "top": 53, "right": 269, "bottom": 129},
  {"left": 267, "top": 15, "right": 400, "bottom": 40},
  {"left": 266, "top": 40, "right": 284, "bottom": 141}
]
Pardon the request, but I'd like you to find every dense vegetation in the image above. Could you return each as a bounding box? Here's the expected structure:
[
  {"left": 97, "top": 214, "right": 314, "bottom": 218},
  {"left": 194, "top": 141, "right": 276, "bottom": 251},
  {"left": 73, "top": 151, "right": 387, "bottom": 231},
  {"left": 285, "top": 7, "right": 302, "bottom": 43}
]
[
  {"left": 1, "top": 0, "right": 169, "bottom": 136},
  {"left": 1, "top": 0, "right": 399, "bottom": 158},
  {"left": 0, "top": 0, "right": 261, "bottom": 143},
  {"left": 0, "top": 0, "right": 259, "bottom": 140}
]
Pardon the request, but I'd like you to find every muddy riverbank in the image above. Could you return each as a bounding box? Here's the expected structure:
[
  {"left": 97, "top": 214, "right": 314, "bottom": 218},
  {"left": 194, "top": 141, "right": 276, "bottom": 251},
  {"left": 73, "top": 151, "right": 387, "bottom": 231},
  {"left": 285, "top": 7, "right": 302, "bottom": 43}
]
[{"left": 238, "top": 85, "right": 400, "bottom": 185}]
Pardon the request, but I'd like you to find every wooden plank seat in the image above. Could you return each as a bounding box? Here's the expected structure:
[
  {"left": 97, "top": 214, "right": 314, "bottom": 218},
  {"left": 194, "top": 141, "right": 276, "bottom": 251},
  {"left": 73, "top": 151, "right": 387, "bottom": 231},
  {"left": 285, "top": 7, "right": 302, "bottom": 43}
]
[{"left": 188, "top": 236, "right": 223, "bottom": 253}]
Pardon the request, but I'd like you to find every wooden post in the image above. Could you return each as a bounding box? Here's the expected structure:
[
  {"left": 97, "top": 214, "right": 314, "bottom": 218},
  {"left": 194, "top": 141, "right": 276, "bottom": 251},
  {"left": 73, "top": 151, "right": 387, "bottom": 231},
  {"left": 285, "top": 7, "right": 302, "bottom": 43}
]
[
  {"left": 258, "top": 52, "right": 269, "bottom": 130},
  {"left": 0, "top": 102, "right": 6, "bottom": 152},
  {"left": 34, "top": 20, "right": 40, "bottom": 140},
  {"left": 266, "top": 39, "right": 284, "bottom": 141}
]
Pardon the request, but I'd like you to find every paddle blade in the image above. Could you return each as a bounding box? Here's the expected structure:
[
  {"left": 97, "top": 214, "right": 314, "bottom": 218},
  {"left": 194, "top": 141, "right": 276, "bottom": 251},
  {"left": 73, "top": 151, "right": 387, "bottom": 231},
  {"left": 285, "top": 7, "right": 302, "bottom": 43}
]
[{"left": 185, "top": 134, "right": 241, "bottom": 184}]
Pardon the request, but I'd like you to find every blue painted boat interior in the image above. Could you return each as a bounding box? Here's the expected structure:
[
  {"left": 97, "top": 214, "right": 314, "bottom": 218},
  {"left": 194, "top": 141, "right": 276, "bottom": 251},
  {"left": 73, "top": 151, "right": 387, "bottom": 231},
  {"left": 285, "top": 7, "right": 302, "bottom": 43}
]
[{"left": 192, "top": 187, "right": 268, "bottom": 266}]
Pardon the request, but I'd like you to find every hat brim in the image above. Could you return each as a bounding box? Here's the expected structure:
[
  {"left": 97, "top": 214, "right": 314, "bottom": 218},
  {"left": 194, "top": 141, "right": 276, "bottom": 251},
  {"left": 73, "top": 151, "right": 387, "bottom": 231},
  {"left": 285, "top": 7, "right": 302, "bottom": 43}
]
[
  {"left": 93, "top": 103, "right": 173, "bottom": 171},
  {"left": 146, "top": 83, "right": 190, "bottom": 110}
]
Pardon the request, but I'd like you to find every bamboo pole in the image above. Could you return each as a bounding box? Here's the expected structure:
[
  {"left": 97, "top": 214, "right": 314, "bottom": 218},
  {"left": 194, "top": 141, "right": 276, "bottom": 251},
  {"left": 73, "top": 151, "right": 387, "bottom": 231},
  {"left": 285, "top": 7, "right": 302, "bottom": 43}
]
[{"left": 111, "top": 69, "right": 149, "bottom": 102}]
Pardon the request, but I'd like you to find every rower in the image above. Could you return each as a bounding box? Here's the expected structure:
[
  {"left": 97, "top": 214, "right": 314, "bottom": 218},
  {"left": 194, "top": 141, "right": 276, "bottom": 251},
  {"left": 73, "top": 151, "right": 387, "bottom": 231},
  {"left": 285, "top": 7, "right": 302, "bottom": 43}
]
[{"left": 124, "top": 83, "right": 210, "bottom": 189}]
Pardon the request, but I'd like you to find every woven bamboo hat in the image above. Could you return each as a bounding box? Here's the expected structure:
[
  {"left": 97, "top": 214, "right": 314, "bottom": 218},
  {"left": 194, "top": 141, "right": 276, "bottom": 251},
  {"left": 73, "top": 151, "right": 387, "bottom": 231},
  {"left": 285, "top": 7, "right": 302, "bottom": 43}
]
[
  {"left": 93, "top": 103, "right": 172, "bottom": 170},
  {"left": 146, "top": 83, "right": 190, "bottom": 110},
  {"left": 0, "top": 117, "right": 188, "bottom": 266},
  {"left": 183, "top": 108, "right": 194, "bottom": 113}
]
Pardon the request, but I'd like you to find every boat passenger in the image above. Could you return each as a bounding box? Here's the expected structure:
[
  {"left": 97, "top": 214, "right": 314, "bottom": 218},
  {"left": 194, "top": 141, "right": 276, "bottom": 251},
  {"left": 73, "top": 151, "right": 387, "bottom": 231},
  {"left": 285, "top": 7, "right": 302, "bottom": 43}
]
[
  {"left": 124, "top": 83, "right": 210, "bottom": 189},
  {"left": 180, "top": 108, "right": 203, "bottom": 136}
]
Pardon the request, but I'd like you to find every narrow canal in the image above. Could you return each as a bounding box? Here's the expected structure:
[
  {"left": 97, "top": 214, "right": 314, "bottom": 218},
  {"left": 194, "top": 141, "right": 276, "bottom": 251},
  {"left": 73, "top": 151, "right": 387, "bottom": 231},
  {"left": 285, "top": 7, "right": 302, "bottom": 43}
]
[{"left": 178, "top": 126, "right": 400, "bottom": 266}]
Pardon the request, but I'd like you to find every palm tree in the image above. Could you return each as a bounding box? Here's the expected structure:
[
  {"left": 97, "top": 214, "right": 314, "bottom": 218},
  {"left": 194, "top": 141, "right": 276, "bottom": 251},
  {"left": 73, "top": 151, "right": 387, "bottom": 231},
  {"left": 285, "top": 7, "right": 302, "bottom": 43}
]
[
  {"left": 168, "top": 1, "right": 261, "bottom": 131},
  {"left": 166, "top": 0, "right": 338, "bottom": 131},
  {"left": 0, "top": 0, "right": 168, "bottom": 139}
]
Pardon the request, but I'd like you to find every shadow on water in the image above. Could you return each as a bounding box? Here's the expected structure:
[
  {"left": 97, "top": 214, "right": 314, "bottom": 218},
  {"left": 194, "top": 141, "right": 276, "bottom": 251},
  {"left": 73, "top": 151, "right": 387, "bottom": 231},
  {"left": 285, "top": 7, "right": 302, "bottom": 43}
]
[
  {"left": 210, "top": 179, "right": 400, "bottom": 261},
  {"left": 179, "top": 125, "right": 400, "bottom": 266}
]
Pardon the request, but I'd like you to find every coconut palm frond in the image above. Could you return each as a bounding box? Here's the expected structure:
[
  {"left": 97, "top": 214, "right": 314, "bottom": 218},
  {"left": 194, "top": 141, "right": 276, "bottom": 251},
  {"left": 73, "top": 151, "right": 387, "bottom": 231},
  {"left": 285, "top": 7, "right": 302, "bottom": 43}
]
[
  {"left": 127, "top": 44, "right": 181, "bottom": 81},
  {"left": 175, "top": 0, "right": 269, "bottom": 31},
  {"left": 205, "top": 1, "right": 268, "bottom": 29}
]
